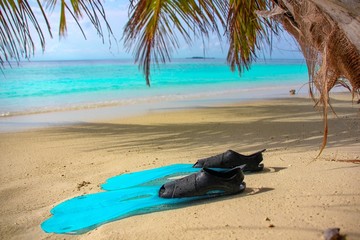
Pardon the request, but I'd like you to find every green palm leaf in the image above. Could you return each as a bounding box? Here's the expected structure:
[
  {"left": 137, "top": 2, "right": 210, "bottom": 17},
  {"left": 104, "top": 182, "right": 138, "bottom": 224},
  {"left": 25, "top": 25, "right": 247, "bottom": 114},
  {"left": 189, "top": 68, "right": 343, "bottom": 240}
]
[
  {"left": 124, "top": 0, "right": 278, "bottom": 86},
  {"left": 226, "top": 0, "right": 278, "bottom": 73},
  {"left": 0, "top": 0, "right": 50, "bottom": 66},
  {"left": 124, "top": 0, "right": 226, "bottom": 86},
  {"left": 0, "top": 0, "right": 114, "bottom": 67}
]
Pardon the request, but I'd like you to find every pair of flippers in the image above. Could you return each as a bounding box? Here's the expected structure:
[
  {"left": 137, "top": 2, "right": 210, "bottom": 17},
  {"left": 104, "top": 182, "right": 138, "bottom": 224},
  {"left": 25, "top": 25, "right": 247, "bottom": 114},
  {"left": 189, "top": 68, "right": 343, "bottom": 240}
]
[
  {"left": 41, "top": 149, "right": 265, "bottom": 234},
  {"left": 159, "top": 149, "right": 266, "bottom": 198}
]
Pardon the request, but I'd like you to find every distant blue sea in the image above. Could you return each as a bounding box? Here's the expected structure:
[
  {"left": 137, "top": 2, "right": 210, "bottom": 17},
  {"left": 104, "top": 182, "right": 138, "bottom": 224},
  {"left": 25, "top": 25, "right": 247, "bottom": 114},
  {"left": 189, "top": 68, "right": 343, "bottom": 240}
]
[{"left": 1, "top": 58, "right": 308, "bottom": 118}]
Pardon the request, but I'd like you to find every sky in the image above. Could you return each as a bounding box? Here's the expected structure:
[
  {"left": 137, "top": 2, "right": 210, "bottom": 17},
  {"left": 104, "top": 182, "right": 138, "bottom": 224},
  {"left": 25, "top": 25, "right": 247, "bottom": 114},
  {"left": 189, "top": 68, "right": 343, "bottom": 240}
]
[{"left": 30, "top": 0, "right": 304, "bottom": 61}]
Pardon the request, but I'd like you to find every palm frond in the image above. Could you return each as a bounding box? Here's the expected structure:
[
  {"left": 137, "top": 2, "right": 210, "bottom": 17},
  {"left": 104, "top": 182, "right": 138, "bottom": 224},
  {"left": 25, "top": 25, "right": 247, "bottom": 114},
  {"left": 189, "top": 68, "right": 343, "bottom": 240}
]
[
  {"left": 124, "top": 0, "right": 227, "bottom": 86},
  {"left": 0, "top": 0, "right": 115, "bottom": 67},
  {"left": 226, "top": 0, "right": 278, "bottom": 73},
  {"left": 0, "top": 0, "right": 50, "bottom": 66},
  {"left": 43, "top": 0, "right": 114, "bottom": 41},
  {"left": 277, "top": 0, "right": 360, "bottom": 155}
]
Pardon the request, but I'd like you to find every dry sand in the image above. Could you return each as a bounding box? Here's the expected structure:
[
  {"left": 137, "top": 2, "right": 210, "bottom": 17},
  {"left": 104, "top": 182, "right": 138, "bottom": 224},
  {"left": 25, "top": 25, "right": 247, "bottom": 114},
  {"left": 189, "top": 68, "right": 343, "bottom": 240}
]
[{"left": 0, "top": 93, "right": 359, "bottom": 240}]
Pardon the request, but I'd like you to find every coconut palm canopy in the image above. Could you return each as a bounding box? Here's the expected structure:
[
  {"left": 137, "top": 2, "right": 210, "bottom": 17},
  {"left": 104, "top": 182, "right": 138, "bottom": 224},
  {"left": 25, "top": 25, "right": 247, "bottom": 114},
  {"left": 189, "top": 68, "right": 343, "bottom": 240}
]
[{"left": 1, "top": 0, "right": 359, "bottom": 152}]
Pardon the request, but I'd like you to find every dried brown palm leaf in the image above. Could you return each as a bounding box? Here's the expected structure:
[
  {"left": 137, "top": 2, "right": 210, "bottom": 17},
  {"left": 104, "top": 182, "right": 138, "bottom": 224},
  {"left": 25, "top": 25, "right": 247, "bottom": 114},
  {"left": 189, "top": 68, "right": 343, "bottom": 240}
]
[{"left": 272, "top": 0, "right": 360, "bottom": 155}]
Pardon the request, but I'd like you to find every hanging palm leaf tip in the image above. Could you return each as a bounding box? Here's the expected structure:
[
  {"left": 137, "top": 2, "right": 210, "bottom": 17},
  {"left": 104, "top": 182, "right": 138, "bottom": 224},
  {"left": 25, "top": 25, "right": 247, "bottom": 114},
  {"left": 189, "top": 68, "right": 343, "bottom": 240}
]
[
  {"left": 44, "top": 0, "right": 114, "bottom": 41},
  {"left": 226, "top": 0, "right": 278, "bottom": 74},
  {"left": 124, "top": 0, "right": 227, "bottom": 86}
]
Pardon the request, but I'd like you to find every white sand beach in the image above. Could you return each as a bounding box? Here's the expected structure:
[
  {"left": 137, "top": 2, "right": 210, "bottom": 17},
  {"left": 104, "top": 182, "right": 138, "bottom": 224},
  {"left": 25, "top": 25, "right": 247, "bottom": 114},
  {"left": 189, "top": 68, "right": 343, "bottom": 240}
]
[{"left": 0, "top": 93, "right": 359, "bottom": 240}]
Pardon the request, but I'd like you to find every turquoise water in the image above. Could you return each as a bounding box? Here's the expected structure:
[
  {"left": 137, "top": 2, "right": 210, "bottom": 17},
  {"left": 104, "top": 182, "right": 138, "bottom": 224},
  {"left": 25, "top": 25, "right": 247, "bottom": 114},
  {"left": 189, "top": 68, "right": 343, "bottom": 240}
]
[{"left": 0, "top": 59, "right": 308, "bottom": 117}]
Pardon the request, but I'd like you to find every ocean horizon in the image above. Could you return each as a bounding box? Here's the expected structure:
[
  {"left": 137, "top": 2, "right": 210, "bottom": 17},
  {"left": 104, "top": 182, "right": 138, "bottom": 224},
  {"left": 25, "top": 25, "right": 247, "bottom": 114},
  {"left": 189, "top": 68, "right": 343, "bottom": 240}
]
[{"left": 0, "top": 58, "right": 309, "bottom": 132}]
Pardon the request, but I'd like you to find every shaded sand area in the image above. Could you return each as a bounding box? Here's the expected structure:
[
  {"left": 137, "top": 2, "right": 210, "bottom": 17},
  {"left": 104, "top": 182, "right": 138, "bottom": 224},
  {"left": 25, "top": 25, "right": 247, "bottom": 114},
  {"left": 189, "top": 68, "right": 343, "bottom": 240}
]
[{"left": 0, "top": 93, "right": 359, "bottom": 239}]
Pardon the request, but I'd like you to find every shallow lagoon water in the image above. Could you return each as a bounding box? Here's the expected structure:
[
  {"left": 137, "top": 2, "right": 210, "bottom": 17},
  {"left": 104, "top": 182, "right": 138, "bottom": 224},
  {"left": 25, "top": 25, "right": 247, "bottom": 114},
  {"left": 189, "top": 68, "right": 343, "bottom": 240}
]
[{"left": 0, "top": 59, "right": 308, "bottom": 132}]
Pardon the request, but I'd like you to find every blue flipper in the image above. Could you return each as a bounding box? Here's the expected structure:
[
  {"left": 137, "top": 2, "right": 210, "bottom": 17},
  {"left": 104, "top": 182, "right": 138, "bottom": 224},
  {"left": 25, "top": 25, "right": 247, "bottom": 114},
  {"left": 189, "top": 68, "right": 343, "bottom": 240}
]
[
  {"left": 42, "top": 164, "right": 245, "bottom": 234},
  {"left": 50, "top": 186, "right": 159, "bottom": 215},
  {"left": 42, "top": 185, "right": 213, "bottom": 234},
  {"left": 42, "top": 164, "right": 201, "bottom": 234}
]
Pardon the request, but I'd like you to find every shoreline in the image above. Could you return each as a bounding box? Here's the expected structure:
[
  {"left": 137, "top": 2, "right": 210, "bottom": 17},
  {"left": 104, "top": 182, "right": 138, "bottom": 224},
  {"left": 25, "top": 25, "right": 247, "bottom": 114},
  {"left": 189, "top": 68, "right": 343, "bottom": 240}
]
[
  {"left": 0, "top": 83, "right": 307, "bottom": 133},
  {"left": 0, "top": 93, "right": 359, "bottom": 239},
  {"left": 0, "top": 58, "right": 309, "bottom": 128}
]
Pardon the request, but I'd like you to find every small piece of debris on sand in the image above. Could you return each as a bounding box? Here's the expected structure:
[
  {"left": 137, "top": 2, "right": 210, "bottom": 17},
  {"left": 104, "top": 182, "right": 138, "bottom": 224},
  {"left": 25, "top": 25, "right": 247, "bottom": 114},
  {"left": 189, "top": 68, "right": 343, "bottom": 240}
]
[{"left": 77, "top": 181, "right": 91, "bottom": 191}]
